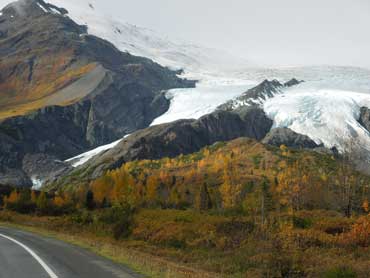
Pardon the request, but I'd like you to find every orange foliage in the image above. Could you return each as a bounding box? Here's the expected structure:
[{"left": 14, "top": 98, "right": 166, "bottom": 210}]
[
  {"left": 340, "top": 215, "right": 370, "bottom": 247},
  {"left": 5, "top": 190, "right": 20, "bottom": 205},
  {"left": 362, "top": 200, "right": 369, "bottom": 213},
  {"left": 53, "top": 196, "right": 66, "bottom": 207}
]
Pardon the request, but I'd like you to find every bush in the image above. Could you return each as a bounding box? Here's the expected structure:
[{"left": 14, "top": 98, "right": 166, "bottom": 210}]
[
  {"left": 339, "top": 216, "right": 370, "bottom": 247},
  {"left": 99, "top": 204, "right": 135, "bottom": 239},
  {"left": 166, "top": 238, "right": 186, "bottom": 249},
  {"left": 324, "top": 266, "right": 357, "bottom": 278},
  {"left": 71, "top": 210, "right": 94, "bottom": 225},
  {"left": 293, "top": 216, "right": 312, "bottom": 229}
]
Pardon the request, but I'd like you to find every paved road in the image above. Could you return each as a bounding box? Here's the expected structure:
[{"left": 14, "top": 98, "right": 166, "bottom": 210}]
[{"left": 0, "top": 226, "right": 142, "bottom": 278}]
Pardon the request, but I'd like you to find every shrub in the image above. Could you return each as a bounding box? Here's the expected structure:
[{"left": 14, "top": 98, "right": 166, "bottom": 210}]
[
  {"left": 339, "top": 216, "right": 370, "bottom": 247},
  {"left": 70, "top": 210, "right": 94, "bottom": 225},
  {"left": 99, "top": 203, "right": 135, "bottom": 239},
  {"left": 324, "top": 266, "right": 357, "bottom": 278},
  {"left": 166, "top": 238, "right": 186, "bottom": 249},
  {"left": 293, "top": 216, "right": 312, "bottom": 229}
]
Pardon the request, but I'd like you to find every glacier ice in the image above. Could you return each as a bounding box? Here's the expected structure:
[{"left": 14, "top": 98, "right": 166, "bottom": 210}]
[
  {"left": 264, "top": 84, "right": 370, "bottom": 153},
  {"left": 65, "top": 138, "right": 124, "bottom": 167}
]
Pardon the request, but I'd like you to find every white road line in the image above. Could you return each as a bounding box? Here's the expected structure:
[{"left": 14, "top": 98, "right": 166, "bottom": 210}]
[{"left": 0, "top": 233, "right": 59, "bottom": 278}]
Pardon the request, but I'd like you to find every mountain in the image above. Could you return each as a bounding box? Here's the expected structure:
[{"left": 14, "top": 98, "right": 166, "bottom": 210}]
[
  {"left": 0, "top": 0, "right": 195, "bottom": 186},
  {"left": 26, "top": 0, "right": 253, "bottom": 75},
  {"left": 1, "top": 0, "right": 370, "bottom": 188},
  {"left": 49, "top": 79, "right": 321, "bottom": 188}
]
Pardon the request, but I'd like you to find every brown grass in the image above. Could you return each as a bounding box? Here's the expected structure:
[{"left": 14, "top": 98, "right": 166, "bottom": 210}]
[
  {"left": 1, "top": 209, "right": 369, "bottom": 278},
  {"left": 0, "top": 211, "right": 223, "bottom": 278}
]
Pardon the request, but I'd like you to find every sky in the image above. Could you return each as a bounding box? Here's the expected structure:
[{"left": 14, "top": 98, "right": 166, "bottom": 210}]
[
  {"left": 93, "top": 0, "right": 370, "bottom": 69},
  {"left": 1, "top": 0, "right": 370, "bottom": 68}
]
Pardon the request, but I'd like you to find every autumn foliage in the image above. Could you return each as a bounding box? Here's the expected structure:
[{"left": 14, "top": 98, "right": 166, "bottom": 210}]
[{"left": 1, "top": 138, "right": 370, "bottom": 277}]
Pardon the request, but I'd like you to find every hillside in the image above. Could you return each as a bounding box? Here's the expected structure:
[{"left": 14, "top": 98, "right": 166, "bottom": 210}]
[
  {"left": 2, "top": 138, "right": 370, "bottom": 277},
  {"left": 51, "top": 137, "right": 370, "bottom": 214}
]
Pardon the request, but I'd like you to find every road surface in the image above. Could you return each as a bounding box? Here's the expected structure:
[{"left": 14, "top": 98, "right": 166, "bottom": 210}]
[{"left": 0, "top": 226, "right": 142, "bottom": 278}]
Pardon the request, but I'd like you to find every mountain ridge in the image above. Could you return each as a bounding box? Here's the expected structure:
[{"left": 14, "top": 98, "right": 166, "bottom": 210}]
[{"left": 0, "top": 0, "right": 195, "bottom": 186}]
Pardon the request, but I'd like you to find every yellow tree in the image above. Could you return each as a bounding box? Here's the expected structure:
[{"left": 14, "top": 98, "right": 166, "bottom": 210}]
[
  {"left": 8, "top": 190, "right": 20, "bottom": 203},
  {"left": 91, "top": 175, "right": 114, "bottom": 206},
  {"left": 203, "top": 148, "right": 210, "bottom": 157},
  {"left": 110, "top": 167, "right": 135, "bottom": 206},
  {"left": 362, "top": 199, "right": 369, "bottom": 213},
  {"left": 53, "top": 195, "right": 66, "bottom": 207},
  {"left": 219, "top": 162, "right": 242, "bottom": 209},
  {"left": 4, "top": 190, "right": 20, "bottom": 208},
  {"left": 146, "top": 175, "right": 158, "bottom": 206},
  {"left": 36, "top": 192, "right": 48, "bottom": 212},
  {"left": 31, "top": 191, "right": 38, "bottom": 204}
]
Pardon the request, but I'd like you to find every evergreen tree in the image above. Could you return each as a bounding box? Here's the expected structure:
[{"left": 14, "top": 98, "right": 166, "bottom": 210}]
[{"left": 85, "top": 190, "right": 95, "bottom": 210}]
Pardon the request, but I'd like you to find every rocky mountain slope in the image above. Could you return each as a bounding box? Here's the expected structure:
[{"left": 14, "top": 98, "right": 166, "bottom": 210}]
[
  {"left": 218, "top": 78, "right": 303, "bottom": 111},
  {"left": 0, "top": 0, "right": 194, "bottom": 186},
  {"left": 261, "top": 128, "right": 320, "bottom": 149},
  {"left": 49, "top": 79, "right": 323, "bottom": 187}
]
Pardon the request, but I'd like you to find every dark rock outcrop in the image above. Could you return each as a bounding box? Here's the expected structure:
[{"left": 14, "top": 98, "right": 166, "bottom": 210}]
[
  {"left": 62, "top": 107, "right": 273, "bottom": 181},
  {"left": 284, "top": 78, "right": 304, "bottom": 87},
  {"left": 22, "top": 153, "right": 72, "bottom": 186},
  {"left": 358, "top": 107, "right": 370, "bottom": 132},
  {"left": 218, "top": 78, "right": 304, "bottom": 111},
  {"left": 0, "top": 0, "right": 195, "bottom": 186},
  {"left": 262, "top": 127, "right": 320, "bottom": 149}
]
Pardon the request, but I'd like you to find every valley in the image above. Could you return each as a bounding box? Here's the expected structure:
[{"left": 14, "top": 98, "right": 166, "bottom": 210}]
[{"left": 0, "top": 0, "right": 369, "bottom": 277}]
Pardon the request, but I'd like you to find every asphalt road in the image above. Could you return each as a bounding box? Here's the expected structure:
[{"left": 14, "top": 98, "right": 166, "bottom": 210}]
[{"left": 0, "top": 226, "right": 142, "bottom": 278}]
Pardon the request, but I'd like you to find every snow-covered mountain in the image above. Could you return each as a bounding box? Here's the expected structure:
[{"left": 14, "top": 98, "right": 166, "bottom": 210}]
[
  {"left": 33, "top": 0, "right": 252, "bottom": 76},
  {"left": 3, "top": 0, "right": 369, "bottom": 168}
]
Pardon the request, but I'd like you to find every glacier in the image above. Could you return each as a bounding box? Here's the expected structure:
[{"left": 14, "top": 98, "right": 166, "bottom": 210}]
[
  {"left": 264, "top": 86, "right": 370, "bottom": 153},
  {"left": 151, "top": 78, "right": 258, "bottom": 126},
  {"left": 65, "top": 138, "right": 125, "bottom": 168}
]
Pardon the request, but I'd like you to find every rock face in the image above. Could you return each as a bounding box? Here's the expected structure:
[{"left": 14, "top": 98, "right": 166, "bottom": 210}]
[
  {"left": 56, "top": 98, "right": 274, "bottom": 184},
  {"left": 90, "top": 107, "right": 272, "bottom": 176},
  {"left": 0, "top": 0, "right": 195, "bottom": 186},
  {"left": 218, "top": 78, "right": 304, "bottom": 111},
  {"left": 262, "top": 128, "right": 320, "bottom": 149},
  {"left": 358, "top": 107, "right": 370, "bottom": 132}
]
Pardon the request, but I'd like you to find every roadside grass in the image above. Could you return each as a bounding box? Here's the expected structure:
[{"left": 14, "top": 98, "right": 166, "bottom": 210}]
[
  {"left": 0, "top": 211, "right": 222, "bottom": 278},
  {"left": 1, "top": 209, "right": 369, "bottom": 277}
]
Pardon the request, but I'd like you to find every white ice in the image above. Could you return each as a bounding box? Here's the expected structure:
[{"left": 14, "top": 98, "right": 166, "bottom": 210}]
[
  {"left": 152, "top": 78, "right": 257, "bottom": 126},
  {"left": 65, "top": 138, "right": 122, "bottom": 167},
  {"left": 263, "top": 81, "right": 370, "bottom": 153},
  {"left": 31, "top": 177, "right": 43, "bottom": 190}
]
